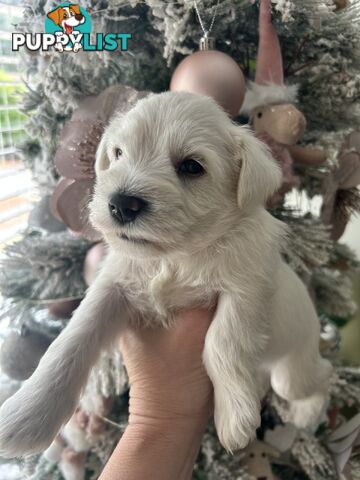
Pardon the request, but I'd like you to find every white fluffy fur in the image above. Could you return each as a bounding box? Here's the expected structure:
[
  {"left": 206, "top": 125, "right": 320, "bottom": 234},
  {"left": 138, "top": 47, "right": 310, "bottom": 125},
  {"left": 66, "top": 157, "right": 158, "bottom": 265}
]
[
  {"left": 241, "top": 82, "right": 299, "bottom": 115},
  {"left": 0, "top": 92, "right": 332, "bottom": 457}
]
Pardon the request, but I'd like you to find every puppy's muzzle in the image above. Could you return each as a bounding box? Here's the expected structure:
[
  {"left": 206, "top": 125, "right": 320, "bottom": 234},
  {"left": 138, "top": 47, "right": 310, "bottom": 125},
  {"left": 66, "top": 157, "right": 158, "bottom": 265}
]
[{"left": 109, "top": 193, "right": 148, "bottom": 224}]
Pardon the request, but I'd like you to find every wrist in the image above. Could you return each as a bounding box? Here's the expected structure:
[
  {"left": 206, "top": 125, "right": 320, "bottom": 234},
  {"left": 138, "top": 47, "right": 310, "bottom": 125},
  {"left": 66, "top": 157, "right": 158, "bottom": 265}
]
[
  {"left": 128, "top": 377, "right": 213, "bottom": 426},
  {"left": 99, "top": 413, "right": 207, "bottom": 480},
  {"left": 128, "top": 402, "right": 210, "bottom": 434},
  {"left": 126, "top": 418, "right": 206, "bottom": 479}
]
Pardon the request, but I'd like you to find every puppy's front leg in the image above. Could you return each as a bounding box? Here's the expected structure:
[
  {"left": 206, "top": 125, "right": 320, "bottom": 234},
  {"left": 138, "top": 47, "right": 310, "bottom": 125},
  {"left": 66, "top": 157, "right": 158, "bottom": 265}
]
[
  {"left": 203, "top": 292, "right": 267, "bottom": 452},
  {"left": 73, "top": 42, "right": 81, "bottom": 53},
  {"left": 54, "top": 32, "right": 64, "bottom": 52},
  {"left": 0, "top": 269, "right": 129, "bottom": 457}
]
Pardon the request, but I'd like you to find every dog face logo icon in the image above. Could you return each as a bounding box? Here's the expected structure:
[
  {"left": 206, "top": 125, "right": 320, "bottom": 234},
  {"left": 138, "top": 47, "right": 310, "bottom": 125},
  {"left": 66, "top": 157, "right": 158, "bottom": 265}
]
[
  {"left": 45, "top": 3, "right": 91, "bottom": 52},
  {"left": 47, "top": 5, "right": 85, "bottom": 35}
]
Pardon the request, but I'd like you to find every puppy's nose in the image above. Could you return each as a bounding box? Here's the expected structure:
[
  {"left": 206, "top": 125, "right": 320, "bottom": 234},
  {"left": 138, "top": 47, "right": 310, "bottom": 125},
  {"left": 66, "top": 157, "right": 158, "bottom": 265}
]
[
  {"left": 75, "top": 14, "right": 83, "bottom": 21},
  {"left": 109, "top": 194, "right": 148, "bottom": 224}
]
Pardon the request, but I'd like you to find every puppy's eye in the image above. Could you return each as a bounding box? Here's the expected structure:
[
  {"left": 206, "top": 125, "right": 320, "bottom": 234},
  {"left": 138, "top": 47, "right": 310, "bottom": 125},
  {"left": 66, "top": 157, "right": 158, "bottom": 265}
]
[
  {"left": 63, "top": 13, "right": 68, "bottom": 18},
  {"left": 257, "top": 111, "right": 263, "bottom": 118},
  {"left": 177, "top": 158, "right": 204, "bottom": 177},
  {"left": 114, "top": 148, "right": 123, "bottom": 159}
]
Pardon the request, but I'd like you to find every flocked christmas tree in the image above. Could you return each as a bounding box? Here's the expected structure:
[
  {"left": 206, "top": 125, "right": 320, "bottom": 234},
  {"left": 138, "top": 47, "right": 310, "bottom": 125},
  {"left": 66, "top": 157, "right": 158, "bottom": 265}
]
[{"left": 0, "top": 0, "right": 360, "bottom": 478}]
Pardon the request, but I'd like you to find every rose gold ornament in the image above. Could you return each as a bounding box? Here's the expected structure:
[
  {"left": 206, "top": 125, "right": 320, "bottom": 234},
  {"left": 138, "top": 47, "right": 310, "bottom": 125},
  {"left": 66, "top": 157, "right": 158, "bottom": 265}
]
[
  {"left": 170, "top": 50, "right": 245, "bottom": 118},
  {"left": 170, "top": 1, "right": 245, "bottom": 118}
]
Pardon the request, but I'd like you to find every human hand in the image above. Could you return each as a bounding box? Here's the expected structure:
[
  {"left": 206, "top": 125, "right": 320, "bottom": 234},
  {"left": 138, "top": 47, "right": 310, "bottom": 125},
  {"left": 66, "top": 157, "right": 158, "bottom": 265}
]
[
  {"left": 120, "top": 308, "right": 214, "bottom": 428},
  {"left": 100, "top": 308, "right": 214, "bottom": 480}
]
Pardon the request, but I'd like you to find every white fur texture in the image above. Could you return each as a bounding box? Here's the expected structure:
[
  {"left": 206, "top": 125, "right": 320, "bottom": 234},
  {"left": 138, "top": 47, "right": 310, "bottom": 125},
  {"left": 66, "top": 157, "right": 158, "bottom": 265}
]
[
  {"left": 0, "top": 92, "right": 332, "bottom": 456},
  {"left": 241, "top": 82, "right": 299, "bottom": 114}
]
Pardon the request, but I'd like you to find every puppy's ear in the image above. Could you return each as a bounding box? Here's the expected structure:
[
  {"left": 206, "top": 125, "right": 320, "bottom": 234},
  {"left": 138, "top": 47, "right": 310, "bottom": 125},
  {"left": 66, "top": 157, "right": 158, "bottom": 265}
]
[
  {"left": 70, "top": 4, "right": 81, "bottom": 15},
  {"left": 234, "top": 126, "right": 282, "bottom": 208},
  {"left": 47, "top": 8, "right": 61, "bottom": 25},
  {"left": 95, "top": 134, "right": 110, "bottom": 175}
]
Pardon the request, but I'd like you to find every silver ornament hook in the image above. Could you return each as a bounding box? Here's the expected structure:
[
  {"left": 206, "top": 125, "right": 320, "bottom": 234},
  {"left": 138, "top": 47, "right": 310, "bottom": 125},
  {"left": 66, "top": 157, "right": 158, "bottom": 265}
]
[{"left": 194, "top": 0, "right": 219, "bottom": 50}]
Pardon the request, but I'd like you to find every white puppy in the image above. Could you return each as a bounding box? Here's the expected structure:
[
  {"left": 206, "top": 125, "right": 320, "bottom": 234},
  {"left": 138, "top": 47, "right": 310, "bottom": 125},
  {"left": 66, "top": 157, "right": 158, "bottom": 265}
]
[{"left": 0, "top": 92, "right": 332, "bottom": 457}]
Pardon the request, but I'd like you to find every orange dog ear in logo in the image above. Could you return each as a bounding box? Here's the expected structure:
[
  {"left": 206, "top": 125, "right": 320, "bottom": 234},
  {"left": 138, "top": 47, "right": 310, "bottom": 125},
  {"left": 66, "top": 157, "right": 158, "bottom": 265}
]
[
  {"left": 47, "top": 7, "right": 63, "bottom": 26},
  {"left": 69, "top": 4, "right": 81, "bottom": 15}
]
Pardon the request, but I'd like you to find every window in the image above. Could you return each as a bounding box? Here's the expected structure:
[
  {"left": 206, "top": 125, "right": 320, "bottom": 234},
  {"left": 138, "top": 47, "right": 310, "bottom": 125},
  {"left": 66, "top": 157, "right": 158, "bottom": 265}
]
[{"left": 0, "top": 2, "right": 36, "bottom": 247}]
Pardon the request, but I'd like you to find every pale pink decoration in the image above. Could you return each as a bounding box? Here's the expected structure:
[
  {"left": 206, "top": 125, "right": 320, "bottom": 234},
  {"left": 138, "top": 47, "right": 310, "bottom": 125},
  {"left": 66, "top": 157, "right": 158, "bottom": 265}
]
[
  {"left": 242, "top": 0, "right": 298, "bottom": 114},
  {"left": 256, "top": 0, "right": 284, "bottom": 86},
  {"left": 258, "top": 132, "right": 300, "bottom": 196}
]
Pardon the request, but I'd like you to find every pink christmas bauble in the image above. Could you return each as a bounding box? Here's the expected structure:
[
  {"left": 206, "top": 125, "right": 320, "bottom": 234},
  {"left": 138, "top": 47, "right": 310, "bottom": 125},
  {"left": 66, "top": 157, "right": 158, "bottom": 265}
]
[{"left": 170, "top": 50, "right": 245, "bottom": 118}]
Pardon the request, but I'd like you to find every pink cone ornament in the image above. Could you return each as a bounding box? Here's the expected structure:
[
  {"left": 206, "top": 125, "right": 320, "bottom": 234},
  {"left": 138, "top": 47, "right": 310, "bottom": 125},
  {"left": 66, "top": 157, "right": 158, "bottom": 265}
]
[
  {"left": 256, "top": 0, "right": 283, "bottom": 87},
  {"left": 242, "top": 0, "right": 298, "bottom": 114},
  {"left": 242, "top": 0, "right": 325, "bottom": 205}
]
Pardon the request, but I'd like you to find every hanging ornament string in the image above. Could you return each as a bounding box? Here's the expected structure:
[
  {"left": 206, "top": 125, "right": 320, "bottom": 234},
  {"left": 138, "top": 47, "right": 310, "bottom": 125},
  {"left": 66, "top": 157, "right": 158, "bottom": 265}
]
[
  {"left": 193, "top": 0, "right": 220, "bottom": 38},
  {"left": 170, "top": 0, "right": 246, "bottom": 118},
  {"left": 193, "top": 0, "right": 220, "bottom": 50}
]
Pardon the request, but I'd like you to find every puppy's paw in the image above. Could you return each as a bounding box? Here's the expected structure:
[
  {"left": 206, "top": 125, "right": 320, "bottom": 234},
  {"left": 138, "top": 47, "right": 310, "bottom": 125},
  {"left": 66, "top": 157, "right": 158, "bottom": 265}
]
[
  {"left": 73, "top": 43, "right": 81, "bottom": 53},
  {"left": 289, "top": 392, "right": 327, "bottom": 430},
  {"left": 214, "top": 390, "right": 260, "bottom": 453},
  {"left": 0, "top": 381, "right": 76, "bottom": 457},
  {"left": 55, "top": 43, "right": 64, "bottom": 52}
]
